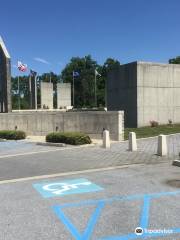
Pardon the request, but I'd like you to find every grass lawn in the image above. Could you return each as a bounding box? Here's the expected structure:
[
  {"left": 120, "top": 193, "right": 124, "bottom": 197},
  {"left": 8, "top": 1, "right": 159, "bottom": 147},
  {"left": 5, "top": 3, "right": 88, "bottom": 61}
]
[{"left": 124, "top": 124, "right": 180, "bottom": 140}]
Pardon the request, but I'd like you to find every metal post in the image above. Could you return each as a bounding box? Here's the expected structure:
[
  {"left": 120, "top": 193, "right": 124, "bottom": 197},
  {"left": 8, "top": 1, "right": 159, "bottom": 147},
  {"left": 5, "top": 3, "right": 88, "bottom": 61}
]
[
  {"left": 50, "top": 72, "right": 51, "bottom": 83},
  {"left": 18, "top": 76, "right": 20, "bottom": 110},
  {"left": 29, "top": 74, "right": 32, "bottom": 109},
  {"left": 73, "top": 75, "right": 74, "bottom": 107},
  {"left": 35, "top": 75, "right": 37, "bottom": 110},
  {"left": 95, "top": 72, "right": 97, "bottom": 107}
]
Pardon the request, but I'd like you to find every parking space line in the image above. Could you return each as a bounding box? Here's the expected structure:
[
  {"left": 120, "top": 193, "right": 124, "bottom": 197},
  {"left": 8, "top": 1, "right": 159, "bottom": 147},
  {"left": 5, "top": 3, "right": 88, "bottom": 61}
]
[
  {"left": 0, "top": 165, "right": 132, "bottom": 185},
  {"left": 53, "top": 190, "right": 180, "bottom": 240},
  {"left": 140, "top": 196, "right": 150, "bottom": 229},
  {"left": 0, "top": 145, "right": 93, "bottom": 159},
  {"left": 53, "top": 201, "right": 105, "bottom": 240}
]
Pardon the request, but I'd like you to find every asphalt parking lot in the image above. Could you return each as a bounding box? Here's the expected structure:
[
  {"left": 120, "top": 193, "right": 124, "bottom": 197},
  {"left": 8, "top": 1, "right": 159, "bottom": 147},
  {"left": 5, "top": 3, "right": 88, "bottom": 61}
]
[{"left": 0, "top": 162, "right": 180, "bottom": 240}]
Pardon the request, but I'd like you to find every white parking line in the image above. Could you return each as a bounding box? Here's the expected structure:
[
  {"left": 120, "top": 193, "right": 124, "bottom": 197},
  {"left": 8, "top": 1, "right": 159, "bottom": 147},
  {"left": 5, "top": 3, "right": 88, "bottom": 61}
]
[
  {"left": 0, "top": 164, "right": 142, "bottom": 185},
  {"left": 0, "top": 145, "right": 94, "bottom": 159}
]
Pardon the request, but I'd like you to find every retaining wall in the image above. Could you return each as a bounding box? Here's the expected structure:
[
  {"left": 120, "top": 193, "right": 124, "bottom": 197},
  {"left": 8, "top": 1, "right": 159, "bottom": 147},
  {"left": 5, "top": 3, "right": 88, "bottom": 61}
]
[{"left": 0, "top": 111, "right": 124, "bottom": 140}]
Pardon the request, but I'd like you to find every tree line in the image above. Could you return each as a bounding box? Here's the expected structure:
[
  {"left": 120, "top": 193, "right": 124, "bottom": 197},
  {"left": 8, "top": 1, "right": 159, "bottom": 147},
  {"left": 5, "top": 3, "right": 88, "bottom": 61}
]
[
  {"left": 11, "top": 56, "right": 120, "bottom": 109},
  {"left": 11, "top": 55, "right": 180, "bottom": 109}
]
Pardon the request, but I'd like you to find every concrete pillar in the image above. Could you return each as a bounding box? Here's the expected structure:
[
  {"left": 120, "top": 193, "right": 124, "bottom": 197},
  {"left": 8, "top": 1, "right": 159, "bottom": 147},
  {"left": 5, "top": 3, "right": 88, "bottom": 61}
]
[
  {"left": 40, "top": 82, "right": 53, "bottom": 109},
  {"left": 157, "top": 134, "right": 167, "bottom": 156},
  {"left": 128, "top": 132, "right": 137, "bottom": 151},
  {"left": 57, "top": 83, "right": 71, "bottom": 109},
  {"left": 0, "top": 36, "right": 12, "bottom": 112},
  {"left": 103, "top": 130, "right": 110, "bottom": 148}
]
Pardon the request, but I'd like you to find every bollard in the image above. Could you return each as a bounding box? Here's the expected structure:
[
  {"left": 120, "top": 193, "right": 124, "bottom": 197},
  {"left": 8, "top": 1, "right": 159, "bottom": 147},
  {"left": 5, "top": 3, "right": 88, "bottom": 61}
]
[
  {"left": 157, "top": 134, "right": 167, "bottom": 156},
  {"left": 103, "top": 130, "right": 110, "bottom": 148},
  {"left": 128, "top": 132, "right": 137, "bottom": 151}
]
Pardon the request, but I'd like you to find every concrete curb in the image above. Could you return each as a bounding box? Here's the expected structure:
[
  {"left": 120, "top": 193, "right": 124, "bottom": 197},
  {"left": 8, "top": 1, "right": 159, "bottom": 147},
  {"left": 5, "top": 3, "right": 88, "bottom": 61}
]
[
  {"left": 0, "top": 139, "right": 7, "bottom": 142},
  {"left": 172, "top": 160, "right": 180, "bottom": 167},
  {"left": 36, "top": 142, "right": 96, "bottom": 148},
  {"left": 36, "top": 142, "right": 66, "bottom": 147}
]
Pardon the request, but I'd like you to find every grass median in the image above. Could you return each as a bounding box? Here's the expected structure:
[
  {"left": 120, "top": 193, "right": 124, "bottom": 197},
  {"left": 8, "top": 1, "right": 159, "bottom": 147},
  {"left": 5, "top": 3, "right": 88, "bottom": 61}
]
[{"left": 124, "top": 124, "right": 180, "bottom": 140}]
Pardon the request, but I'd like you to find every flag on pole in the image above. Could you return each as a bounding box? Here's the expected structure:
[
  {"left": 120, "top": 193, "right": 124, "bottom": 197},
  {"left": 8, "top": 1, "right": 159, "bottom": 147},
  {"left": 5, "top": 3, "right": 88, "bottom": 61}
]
[
  {"left": 30, "top": 69, "right": 37, "bottom": 77},
  {"left": 17, "top": 61, "right": 28, "bottom": 72},
  {"left": 73, "top": 71, "right": 80, "bottom": 77},
  {"left": 95, "top": 69, "right": 101, "bottom": 77}
]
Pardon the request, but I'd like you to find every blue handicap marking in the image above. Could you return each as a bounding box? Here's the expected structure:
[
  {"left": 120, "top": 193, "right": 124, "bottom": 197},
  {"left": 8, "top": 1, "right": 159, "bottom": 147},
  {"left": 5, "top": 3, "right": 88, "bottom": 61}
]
[
  {"left": 52, "top": 190, "right": 180, "bottom": 240},
  {"left": 33, "top": 178, "right": 103, "bottom": 198},
  {"left": 53, "top": 201, "right": 105, "bottom": 240}
]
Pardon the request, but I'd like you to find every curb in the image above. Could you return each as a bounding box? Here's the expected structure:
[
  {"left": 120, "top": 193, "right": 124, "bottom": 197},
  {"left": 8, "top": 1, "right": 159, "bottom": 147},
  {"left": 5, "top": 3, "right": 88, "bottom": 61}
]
[
  {"left": 36, "top": 142, "right": 96, "bottom": 148},
  {"left": 36, "top": 142, "right": 66, "bottom": 147}
]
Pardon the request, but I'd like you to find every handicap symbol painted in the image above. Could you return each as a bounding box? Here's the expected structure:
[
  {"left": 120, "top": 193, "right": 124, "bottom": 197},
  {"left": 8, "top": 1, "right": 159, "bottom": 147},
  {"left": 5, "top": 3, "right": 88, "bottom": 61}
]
[
  {"left": 53, "top": 190, "right": 180, "bottom": 240},
  {"left": 33, "top": 178, "right": 103, "bottom": 198}
]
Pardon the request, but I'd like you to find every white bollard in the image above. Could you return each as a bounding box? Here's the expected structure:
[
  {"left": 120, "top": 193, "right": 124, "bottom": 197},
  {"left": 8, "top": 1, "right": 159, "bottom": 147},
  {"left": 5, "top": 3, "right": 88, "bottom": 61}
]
[
  {"left": 103, "top": 130, "right": 110, "bottom": 148},
  {"left": 128, "top": 132, "right": 137, "bottom": 151},
  {"left": 157, "top": 134, "right": 167, "bottom": 156}
]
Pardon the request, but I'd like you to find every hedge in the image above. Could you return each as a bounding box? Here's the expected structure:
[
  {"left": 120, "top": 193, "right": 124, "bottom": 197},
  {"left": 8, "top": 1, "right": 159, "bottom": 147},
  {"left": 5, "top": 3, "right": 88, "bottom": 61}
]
[
  {"left": 0, "top": 130, "right": 26, "bottom": 140},
  {"left": 46, "top": 132, "right": 92, "bottom": 145}
]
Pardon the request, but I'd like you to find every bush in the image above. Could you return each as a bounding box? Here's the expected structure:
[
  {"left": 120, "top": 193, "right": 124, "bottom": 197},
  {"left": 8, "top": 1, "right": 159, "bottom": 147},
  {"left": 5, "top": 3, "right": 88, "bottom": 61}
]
[
  {"left": 150, "top": 120, "right": 159, "bottom": 127},
  {"left": 0, "top": 130, "right": 26, "bottom": 140},
  {"left": 46, "top": 132, "right": 92, "bottom": 145}
]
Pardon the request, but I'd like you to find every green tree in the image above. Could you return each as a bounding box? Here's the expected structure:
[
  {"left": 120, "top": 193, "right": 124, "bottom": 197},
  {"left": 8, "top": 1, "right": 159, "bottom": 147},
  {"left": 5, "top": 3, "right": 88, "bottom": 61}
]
[
  {"left": 169, "top": 56, "right": 180, "bottom": 64},
  {"left": 11, "top": 76, "right": 29, "bottom": 109},
  {"left": 97, "top": 58, "right": 120, "bottom": 106},
  {"left": 61, "top": 55, "right": 98, "bottom": 107}
]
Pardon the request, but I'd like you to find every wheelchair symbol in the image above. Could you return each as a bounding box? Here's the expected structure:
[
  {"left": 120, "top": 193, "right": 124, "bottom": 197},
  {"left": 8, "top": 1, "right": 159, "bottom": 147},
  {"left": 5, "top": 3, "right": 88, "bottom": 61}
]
[{"left": 43, "top": 181, "right": 92, "bottom": 195}]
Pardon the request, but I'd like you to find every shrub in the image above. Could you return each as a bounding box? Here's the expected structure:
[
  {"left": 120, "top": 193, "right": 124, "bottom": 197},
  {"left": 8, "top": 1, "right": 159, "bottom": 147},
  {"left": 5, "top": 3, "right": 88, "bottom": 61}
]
[
  {"left": 46, "top": 132, "right": 92, "bottom": 145},
  {"left": 0, "top": 130, "right": 26, "bottom": 140},
  {"left": 168, "top": 119, "right": 173, "bottom": 125},
  {"left": 150, "top": 120, "right": 159, "bottom": 127}
]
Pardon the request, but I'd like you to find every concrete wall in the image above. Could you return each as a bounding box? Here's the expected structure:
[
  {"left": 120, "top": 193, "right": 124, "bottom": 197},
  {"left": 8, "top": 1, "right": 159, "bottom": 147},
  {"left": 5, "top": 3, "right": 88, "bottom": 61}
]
[
  {"left": 57, "top": 83, "right": 71, "bottom": 108},
  {"left": 137, "top": 62, "right": 180, "bottom": 126},
  {"left": 107, "top": 62, "right": 137, "bottom": 127},
  {"left": 107, "top": 61, "right": 180, "bottom": 127},
  {"left": 0, "top": 111, "right": 124, "bottom": 140},
  {"left": 0, "top": 36, "right": 11, "bottom": 112},
  {"left": 40, "top": 82, "right": 53, "bottom": 109}
]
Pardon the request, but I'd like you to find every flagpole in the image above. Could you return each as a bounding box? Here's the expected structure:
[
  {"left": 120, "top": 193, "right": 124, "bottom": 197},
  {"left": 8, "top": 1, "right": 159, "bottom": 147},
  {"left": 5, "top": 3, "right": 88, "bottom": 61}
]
[
  {"left": 73, "top": 73, "right": 75, "bottom": 107},
  {"left": 29, "top": 74, "right": 32, "bottom": 109},
  {"left": 18, "top": 76, "right": 20, "bottom": 110},
  {"left": 35, "top": 75, "right": 37, "bottom": 110},
  {"left": 50, "top": 72, "right": 51, "bottom": 83},
  {"left": 95, "top": 70, "right": 97, "bottom": 107}
]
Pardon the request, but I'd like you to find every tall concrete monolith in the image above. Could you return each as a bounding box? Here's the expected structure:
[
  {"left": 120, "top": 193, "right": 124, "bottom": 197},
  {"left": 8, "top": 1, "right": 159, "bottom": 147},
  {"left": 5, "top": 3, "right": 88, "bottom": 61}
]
[
  {"left": 57, "top": 83, "right": 71, "bottom": 108},
  {"left": 103, "top": 130, "right": 110, "bottom": 148},
  {"left": 0, "top": 36, "right": 11, "bottom": 112},
  {"left": 157, "top": 134, "right": 167, "bottom": 156},
  {"left": 128, "top": 132, "right": 137, "bottom": 151},
  {"left": 40, "top": 82, "right": 53, "bottom": 109}
]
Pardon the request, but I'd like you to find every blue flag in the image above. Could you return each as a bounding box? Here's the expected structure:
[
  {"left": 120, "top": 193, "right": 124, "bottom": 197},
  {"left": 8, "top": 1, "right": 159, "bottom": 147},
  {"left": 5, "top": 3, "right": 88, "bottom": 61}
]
[{"left": 73, "top": 71, "right": 80, "bottom": 77}]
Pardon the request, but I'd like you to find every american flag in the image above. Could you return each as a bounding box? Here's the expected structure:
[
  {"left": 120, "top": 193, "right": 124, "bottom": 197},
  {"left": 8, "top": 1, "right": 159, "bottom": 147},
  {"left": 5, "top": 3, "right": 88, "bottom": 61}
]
[{"left": 17, "top": 61, "right": 28, "bottom": 72}]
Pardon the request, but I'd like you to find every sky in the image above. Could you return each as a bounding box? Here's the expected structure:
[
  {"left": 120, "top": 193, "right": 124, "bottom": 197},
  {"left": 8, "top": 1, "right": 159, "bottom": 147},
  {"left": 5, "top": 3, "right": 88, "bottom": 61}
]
[{"left": 0, "top": 0, "right": 180, "bottom": 76}]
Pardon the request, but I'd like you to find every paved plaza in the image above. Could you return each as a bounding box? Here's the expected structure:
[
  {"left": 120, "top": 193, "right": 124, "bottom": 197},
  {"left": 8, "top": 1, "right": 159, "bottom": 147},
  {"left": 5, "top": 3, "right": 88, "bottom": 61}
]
[{"left": 0, "top": 134, "right": 180, "bottom": 181}]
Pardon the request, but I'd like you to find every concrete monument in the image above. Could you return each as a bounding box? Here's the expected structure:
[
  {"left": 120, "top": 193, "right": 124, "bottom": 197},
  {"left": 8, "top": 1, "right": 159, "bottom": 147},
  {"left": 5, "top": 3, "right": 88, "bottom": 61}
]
[
  {"left": 107, "top": 61, "right": 180, "bottom": 127},
  {"left": 0, "top": 36, "right": 11, "bottom": 112},
  {"left": 40, "top": 82, "right": 53, "bottom": 109},
  {"left": 57, "top": 83, "right": 71, "bottom": 108}
]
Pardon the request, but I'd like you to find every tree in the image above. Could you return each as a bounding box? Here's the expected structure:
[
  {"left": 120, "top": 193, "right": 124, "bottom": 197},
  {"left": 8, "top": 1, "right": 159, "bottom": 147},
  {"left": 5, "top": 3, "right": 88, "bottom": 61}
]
[
  {"left": 97, "top": 58, "right": 120, "bottom": 106},
  {"left": 11, "top": 76, "right": 30, "bottom": 109},
  {"left": 11, "top": 72, "right": 60, "bottom": 109},
  {"left": 61, "top": 55, "right": 98, "bottom": 107},
  {"left": 169, "top": 56, "right": 180, "bottom": 64}
]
